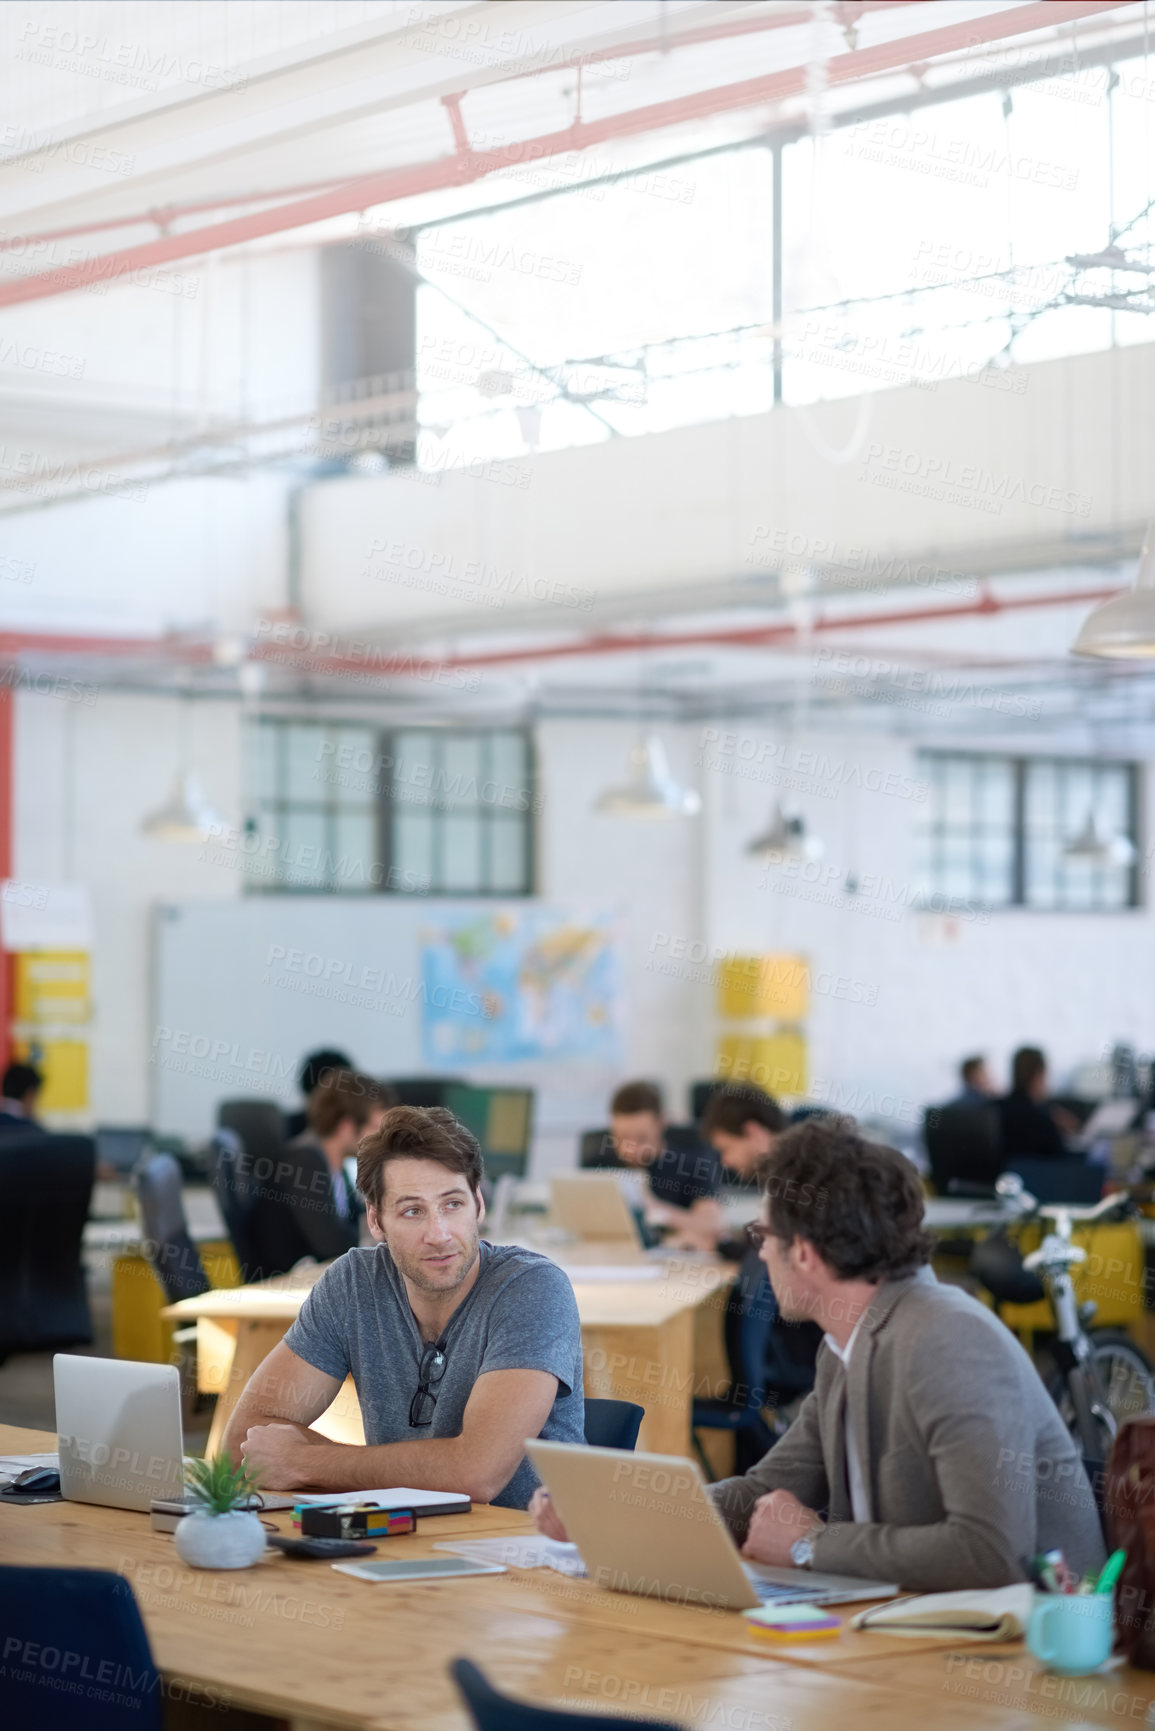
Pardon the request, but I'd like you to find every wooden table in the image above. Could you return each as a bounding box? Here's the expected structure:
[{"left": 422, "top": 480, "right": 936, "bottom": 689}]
[
  {"left": 165, "top": 1247, "right": 734, "bottom": 1458},
  {"left": 0, "top": 1422, "right": 1100, "bottom": 1731}
]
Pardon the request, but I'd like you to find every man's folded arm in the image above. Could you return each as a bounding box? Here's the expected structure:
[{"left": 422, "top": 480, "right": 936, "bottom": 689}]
[
  {"left": 237, "top": 1363, "right": 560, "bottom": 1504},
  {"left": 709, "top": 1386, "right": 829, "bottom": 1541},
  {"left": 221, "top": 1341, "right": 344, "bottom": 1465}
]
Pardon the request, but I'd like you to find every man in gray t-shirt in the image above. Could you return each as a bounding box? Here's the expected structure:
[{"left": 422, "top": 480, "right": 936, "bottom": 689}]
[{"left": 223, "top": 1105, "right": 583, "bottom": 1509}]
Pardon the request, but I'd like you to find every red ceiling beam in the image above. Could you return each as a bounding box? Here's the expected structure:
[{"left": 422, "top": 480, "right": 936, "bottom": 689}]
[{"left": 0, "top": 0, "right": 1132, "bottom": 309}]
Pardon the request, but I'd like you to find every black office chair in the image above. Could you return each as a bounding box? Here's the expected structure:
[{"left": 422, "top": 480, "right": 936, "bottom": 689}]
[
  {"left": 689, "top": 1079, "right": 725, "bottom": 1123},
  {"left": 451, "top": 1659, "right": 686, "bottom": 1731},
  {"left": 134, "top": 1153, "right": 211, "bottom": 1305},
  {"left": 1006, "top": 1157, "right": 1103, "bottom": 1206},
  {"left": 208, "top": 1125, "right": 260, "bottom": 1278},
  {"left": 579, "top": 1127, "right": 613, "bottom": 1167},
  {"left": 217, "top": 1098, "right": 286, "bottom": 1167},
  {"left": 924, "top": 1104, "right": 1004, "bottom": 1195},
  {"left": 0, "top": 1566, "right": 162, "bottom": 1730},
  {"left": 0, "top": 1131, "right": 95, "bottom": 1363},
  {"left": 692, "top": 1253, "right": 817, "bottom": 1477},
  {"left": 583, "top": 1398, "right": 644, "bottom": 1451}
]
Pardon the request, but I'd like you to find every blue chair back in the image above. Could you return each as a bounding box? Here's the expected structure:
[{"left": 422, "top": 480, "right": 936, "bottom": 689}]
[
  {"left": 134, "top": 1154, "right": 210, "bottom": 1304},
  {"left": 0, "top": 1566, "right": 161, "bottom": 1729},
  {"left": 209, "top": 1126, "right": 260, "bottom": 1275},
  {"left": 451, "top": 1658, "right": 685, "bottom": 1731},
  {"left": 583, "top": 1398, "right": 644, "bottom": 1451}
]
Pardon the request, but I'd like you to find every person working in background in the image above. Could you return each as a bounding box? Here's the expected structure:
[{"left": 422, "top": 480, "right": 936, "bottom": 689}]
[
  {"left": 587, "top": 1080, "right": 723, "bottom": 1249},
  {"left": 226, "top": 1105, "right": 584, "bottom": 1507},
  {"left": 948, "top": 1055, "right": 996, "bottom": 1109},
  {"left": 997, "top": 1046, "right": 1073, "bottom": 1161},
  {"left": 249, "top": 1070, "right": 393, "bottom": 1275},
  {"left": 533, "top": 1116, "right": 1104, "bottom": 1591},
  {"left": 0, "top": 1062, "right": 43, "bottom": 1132},
  {"left": 700, "top": 1082, "right": 788, "bottom": 1260},
  {"left": 284, "top": 1046, "right": 353, "bottom": 1140}
]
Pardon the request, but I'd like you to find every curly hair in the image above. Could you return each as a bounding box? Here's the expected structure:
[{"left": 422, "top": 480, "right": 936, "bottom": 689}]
[{"left": 758, "top": 1115, "right": 932, "bottom": 1281}]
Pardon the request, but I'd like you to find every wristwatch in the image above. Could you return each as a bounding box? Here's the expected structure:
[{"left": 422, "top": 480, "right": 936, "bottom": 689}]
[{"left": 790, "top": 1519, "right": 824, "bottom": 1569}]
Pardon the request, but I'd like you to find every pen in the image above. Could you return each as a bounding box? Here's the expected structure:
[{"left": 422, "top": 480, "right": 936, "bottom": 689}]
[{"left": 1095, "top": 1549, "right": 1127, "bottom": 1596}]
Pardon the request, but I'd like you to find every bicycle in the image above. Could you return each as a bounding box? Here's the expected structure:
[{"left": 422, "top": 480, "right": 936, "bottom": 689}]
[{"left": 969, "top": 1173, "right": 1155, "bottom": 1461}]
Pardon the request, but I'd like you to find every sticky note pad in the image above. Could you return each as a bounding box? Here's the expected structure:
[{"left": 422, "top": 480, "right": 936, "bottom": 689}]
[{"left": 744, "top": 1603, "right": 841, "bottom": 1640}]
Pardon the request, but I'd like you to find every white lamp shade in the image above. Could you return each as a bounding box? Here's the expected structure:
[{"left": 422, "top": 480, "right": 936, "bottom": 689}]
[
  {"left": 747, "top": 804, "right": 825, "bottom": 862},
  {"left": 594, "top": 736, "right": 701, "bottom": 818},
  {"left": 1072, "top": 526, "right": 1155, "bottom": 657},
  {"left": 142, "top": 772, "right": 226, "bottom": 843},
  {"left": 1062, "top": 811, "right": 1136, "bottom": 867}
]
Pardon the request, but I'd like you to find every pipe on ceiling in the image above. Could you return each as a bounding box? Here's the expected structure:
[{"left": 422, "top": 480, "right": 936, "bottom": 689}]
[
  {"left": 0, "top": 0, "right": 1131, "bottom": 308},
  {"left": 0, "top": 582, "right": 1125, "bottom": 681}
]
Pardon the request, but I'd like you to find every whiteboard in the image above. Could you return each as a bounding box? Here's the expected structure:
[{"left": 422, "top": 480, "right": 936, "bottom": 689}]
[{"left": 150, "top": 898, "right": 618, "bottom": 1155}]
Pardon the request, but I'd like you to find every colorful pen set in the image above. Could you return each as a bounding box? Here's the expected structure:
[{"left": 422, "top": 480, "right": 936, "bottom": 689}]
[{"left": 1028, "top": 1547, "right": 1125, "bottom": 1597}]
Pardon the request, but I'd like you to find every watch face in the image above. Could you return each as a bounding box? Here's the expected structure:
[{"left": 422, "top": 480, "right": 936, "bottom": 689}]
[{"left": 790, "top": 1536, "right": 813, "bottom": 1568}]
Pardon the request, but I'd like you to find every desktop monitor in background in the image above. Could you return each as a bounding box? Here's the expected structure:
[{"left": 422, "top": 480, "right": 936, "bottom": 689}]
[
  {"left": 445, "top": 1084, "right": 534, "bottom": 1182},
  {"left": 94, "top": 1126, "right": 152, "bottom": 1175}
]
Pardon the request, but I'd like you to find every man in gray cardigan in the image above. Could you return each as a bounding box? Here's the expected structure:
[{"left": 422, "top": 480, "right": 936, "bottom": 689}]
[{"left": 533, "top": 1117, "right": 1104, "bottom": 1592}]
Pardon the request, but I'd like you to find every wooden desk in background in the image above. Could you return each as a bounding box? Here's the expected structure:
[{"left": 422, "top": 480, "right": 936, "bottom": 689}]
[
  {"left": 0, "top": 1422, "right": 1076, "bottom": 1731},
  {"left": 165, "top": 1248, "right": 735, "bottom": 1459}
]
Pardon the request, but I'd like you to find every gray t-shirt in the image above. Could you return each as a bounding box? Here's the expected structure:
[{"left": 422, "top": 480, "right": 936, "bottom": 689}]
[{"left": 284, "top": 1240, "right": 584, "bottom": 1509}]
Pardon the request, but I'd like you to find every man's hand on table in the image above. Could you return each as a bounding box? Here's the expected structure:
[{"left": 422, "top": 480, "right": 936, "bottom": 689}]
[
  {"left": 529, "top": 1486, "right": 569, "bottom": 1542},
  {"left": 741, "top": 1489, "right": 824, "bottom": 1567},
  {"left": 239, "top": 1422, "right": 330, "bottom": 1490}
]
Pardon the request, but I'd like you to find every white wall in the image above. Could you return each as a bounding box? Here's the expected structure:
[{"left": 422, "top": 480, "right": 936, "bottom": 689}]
[
  {"left": 16, "top": 690, "right": 1155, "bottom": 1161},
  {"left": 14, "top": 690, "right": 243, "bottom": 1123},
  {"left": 299, "top": 340, "right": 1155, "bottom": 637}
]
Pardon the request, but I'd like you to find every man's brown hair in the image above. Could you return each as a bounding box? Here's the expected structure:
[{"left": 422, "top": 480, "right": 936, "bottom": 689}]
[
  {"left": 610, "top": 1080, "right": 663, "bottom": 1117},
  {"left": 307, "top": 1071, "right": 395, "bottom": 1140},
  {"left": 759, "top": 1115, "right": 932, "bottom": 1282},
  {"left": 701, "top": 1083, "right": 786, "bottom": 1139},
  {"left": 356, "top": 1105, "right": 484, "bottom": 1211}
]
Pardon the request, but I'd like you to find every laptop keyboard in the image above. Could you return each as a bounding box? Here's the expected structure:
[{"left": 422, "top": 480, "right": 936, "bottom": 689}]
[{"left": 751, "top": 1577, "right": 829, "bottom": 1605}]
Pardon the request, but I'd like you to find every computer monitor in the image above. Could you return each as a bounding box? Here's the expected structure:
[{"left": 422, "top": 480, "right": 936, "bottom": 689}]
[
  {"left": 445, "top": 1084, "right": 534, "bottom": 1181},
  {"left": 94, "top": 1126, "right": 152, "bottom": 1174}
]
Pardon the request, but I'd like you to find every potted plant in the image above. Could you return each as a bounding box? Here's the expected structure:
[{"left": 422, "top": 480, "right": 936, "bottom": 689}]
[{"left": 173, "top": 1454, "right": 268, "bottom": 1570}]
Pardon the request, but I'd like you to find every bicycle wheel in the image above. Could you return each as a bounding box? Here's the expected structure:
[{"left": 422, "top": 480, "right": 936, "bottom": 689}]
[
  {"left": 1088, "top": 1330, "right": 1155, "bottom": 1427},
  {"left": 1045, "top": 1330, "right": 1155, "bottom": 1445}
]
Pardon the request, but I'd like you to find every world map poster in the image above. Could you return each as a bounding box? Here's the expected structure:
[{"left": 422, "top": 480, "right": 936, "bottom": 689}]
[{"left": 419, "top": 908, "right": 621, "bottom": 1065}]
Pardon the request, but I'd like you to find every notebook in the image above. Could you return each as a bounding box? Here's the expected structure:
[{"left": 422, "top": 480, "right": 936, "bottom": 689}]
[{"left": 851, "top": 1583, "right": 1032, "bottom": 1641}]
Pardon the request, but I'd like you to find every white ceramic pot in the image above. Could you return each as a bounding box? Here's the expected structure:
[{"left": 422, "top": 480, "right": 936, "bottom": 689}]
[{"left": 173, "top": 1509, "right": 267, "bottom": 1570}]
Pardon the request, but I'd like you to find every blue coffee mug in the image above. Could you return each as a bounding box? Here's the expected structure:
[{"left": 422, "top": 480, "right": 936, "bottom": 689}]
[{"left": 1026, "top": 1592, "right": 1113, "bottom": 1676}]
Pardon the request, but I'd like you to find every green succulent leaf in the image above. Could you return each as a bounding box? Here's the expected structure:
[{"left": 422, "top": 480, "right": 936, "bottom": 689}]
[{"left": 182, "top": 1452, "right": 263, "bottom": 1515}]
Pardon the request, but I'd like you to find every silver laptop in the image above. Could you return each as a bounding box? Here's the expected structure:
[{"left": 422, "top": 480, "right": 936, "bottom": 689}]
[
  {"left": 53, "top": 1354, "right": 293, "bottom": 1515},
  {"left": 527, "top": 1440, "right": 899, "bottom": 1611},
  {"left": 550, "top": 1173, "right": 642, "bottom": 1243},
  {"left": 55, "top": 1355, "right": 187, "bottom": 1511}
]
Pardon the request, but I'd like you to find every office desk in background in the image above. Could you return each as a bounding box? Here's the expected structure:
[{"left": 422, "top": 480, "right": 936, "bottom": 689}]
[
  {"left": 0, "top": 1421, "right": 1083, "bottom": 1731},
  {"left": 165, "top": 1247, "right": 735, "bottom": 1458}
]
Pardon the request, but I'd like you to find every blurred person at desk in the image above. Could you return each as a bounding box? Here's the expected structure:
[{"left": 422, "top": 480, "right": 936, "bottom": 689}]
[
  {"left": 248, "top": 1070, "right": 393, "bottom": 1275},
  {"left": 997, "top": 1046, "right": 1079, "bottom": 1161},
  {"left": 284, "top": 1046, "right": 353, "bottom": 1140},
  {"left": 947, "top": 1054, "right": 997, "bottom": 1109},
  {"left": 533, "top": 1116, "right": 1104, "bottom": 1591},
  {"left": 0, "top": 1061, "right": 43, "bottom": 1133},
  {"left": 700, "top": 1083, "right": 787, "bottom": 1259},
  {"left": 227, "top": 1105, "right": 584, "bottom": 1507},
  {"left": 586, "top": 1079, "right": 723, "bottom": 1250}
]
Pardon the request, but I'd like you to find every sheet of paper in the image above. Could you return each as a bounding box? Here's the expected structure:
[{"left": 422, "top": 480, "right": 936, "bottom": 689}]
[
  {"left": 0, "top": 1452, "right": 59, "bottom": 1483},
  {"left": 293, "top": 1486, "right": 470, "bottom": 1509},
  {"left": 435, "top": 1536, "right": 587, "bottom": 1578}
]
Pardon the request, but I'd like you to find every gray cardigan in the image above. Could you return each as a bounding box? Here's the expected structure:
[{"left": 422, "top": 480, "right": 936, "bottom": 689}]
[{"left": 711, "top": 1266, "right": 1105, "bottom": 1591}]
